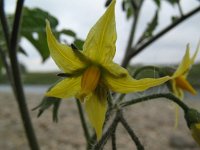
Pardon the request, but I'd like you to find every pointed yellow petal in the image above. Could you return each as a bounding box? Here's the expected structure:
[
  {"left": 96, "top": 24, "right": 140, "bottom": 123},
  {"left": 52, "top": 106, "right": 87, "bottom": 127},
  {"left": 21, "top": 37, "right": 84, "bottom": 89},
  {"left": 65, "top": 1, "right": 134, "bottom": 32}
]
[
  {"left": 191, "top": 123, "right": 200, "bottom": 146},
  {"left": 46, "top": 20, "right": 85, "bottom": 73},
  {"left": 175, "top": 76, "right": 196, "bottom": 95},
  {"left": 103, "top": 62, "right": 129, "bottom": 77},
  {"left": 83, "top": 0, "right": 116, "bottom": 64},
  {"left": 190, "top": 41, "right": 200, "bottom": 65},
  {"left": 104, "top": 73, "right": 170, "bottom": 93},
  {"left": 84, "top": 88, "right": 107, "bottom": 140},
  {"left": 46, "top": 77, "right": 81, "bottom": 98},
  {"left": 172, "top": 46, "right": 191, "bottom": 78},
  {"left": 171, "top": 79, "right": 184, "bottom": 99}
]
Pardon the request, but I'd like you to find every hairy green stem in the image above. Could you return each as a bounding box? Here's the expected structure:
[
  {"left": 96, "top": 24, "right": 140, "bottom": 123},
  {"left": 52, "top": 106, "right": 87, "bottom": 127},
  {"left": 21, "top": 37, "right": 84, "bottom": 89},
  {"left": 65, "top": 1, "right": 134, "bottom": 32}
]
[
  {"left": 5, "top": 0, "right": 40, "bottom": 149},
  {"left": 0, "top": 47, "right": 16, "bottom": 93},
  {"left": 93, "top": 111, "right": 121, "bottom": 150},
  {"left": 0, "top": 0, "right": 16, "bottom": 96},
  {"left": 177, "top": 1, "right": 184, "bottom": 16},
  {"left": 111, "top": 126, "right": 117, "bottom": 150},
  {"left": 0, "top": 0, "right": 10, "bottom": 47},
  {"left": 76, "top": 99, "right": 90, "bottom": 144},
  {"left": 120, "top": 93, "right": 189, "bottom": 113},
  {"left": 122, "top": 0, "right": 144, "bottom": 67},
  {"left": 120, "top": 116, "right": 144, "bottom": 150},
  {"left": 122, "top": 5, "right": 200, "bottom": 68}
]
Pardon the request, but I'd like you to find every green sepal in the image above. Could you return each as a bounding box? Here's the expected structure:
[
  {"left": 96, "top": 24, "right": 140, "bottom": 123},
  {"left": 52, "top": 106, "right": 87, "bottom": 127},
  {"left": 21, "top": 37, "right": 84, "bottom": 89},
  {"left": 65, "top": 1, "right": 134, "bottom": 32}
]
[{"left": 32, "top": 96, "right": 61, "bottom": 122}]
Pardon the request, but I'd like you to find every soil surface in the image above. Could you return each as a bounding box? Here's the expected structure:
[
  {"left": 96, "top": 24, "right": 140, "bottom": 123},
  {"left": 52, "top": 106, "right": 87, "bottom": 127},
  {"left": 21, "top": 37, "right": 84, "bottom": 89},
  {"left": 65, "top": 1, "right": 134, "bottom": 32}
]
[{"left": 0, "top": 92, "right": 199, "bottom": 150}]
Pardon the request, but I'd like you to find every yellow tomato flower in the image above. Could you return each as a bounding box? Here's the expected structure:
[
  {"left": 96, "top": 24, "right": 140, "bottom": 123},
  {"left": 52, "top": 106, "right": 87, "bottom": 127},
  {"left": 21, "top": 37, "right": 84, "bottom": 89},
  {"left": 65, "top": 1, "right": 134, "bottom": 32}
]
[
  {"left": 171, "top": 43, "right": 199, "bottom": 99},
  {"left": 45, "top": 0, "right": 170, "bottom": 139},
  {"left": 191, "top": 123, "right": 200, "bottom": 146},
  {"left": 170, "top": 43, "right": 199, "bottom": 127}
]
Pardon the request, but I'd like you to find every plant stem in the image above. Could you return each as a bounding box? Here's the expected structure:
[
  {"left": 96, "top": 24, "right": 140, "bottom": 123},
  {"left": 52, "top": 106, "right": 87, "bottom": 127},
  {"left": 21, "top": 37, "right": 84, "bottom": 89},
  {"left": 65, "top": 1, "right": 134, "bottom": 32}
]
[
  {"left": 0, "top": 47, "right": 16, "bottom": 93},
  {"left": 6, "top": 0, "right": 40, "bottom": 149},
  {"left": 93, "top": 111, "right": 121, "bottom": 150},
  {"left": 177, "top": 1, "right": 184, "bottom": 16},
  {"left": 122, "top": 5, "right": 200, "bottom": 68},
  {"left": 122, "top": 0, "right": 144, "bottom": 67},
  {"left": 0, "top": 0, "right": 16, "bottom": 96},
  {"left": 76, "top": 99, "right": 90, "bottom": 143},
  {"left": 120, "top": 116, "right": 144, "bottom": 150},
  {"left": 0, "top": 0, "right": 10, "bottom": 47},
  {"left": 120, "top": 93, "right": 189, "bottom": 113},
  {"left": 111, "top": 127, "right": 117, "bottom": 150}
]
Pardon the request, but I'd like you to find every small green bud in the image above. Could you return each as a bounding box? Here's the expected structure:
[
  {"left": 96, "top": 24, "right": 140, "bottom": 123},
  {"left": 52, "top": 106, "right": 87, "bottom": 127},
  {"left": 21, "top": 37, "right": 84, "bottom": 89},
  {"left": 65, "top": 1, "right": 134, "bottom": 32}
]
[
  {"left": 184, "top": 108, "right": 200, "bottom": 128},
  {"left": 185, "top": 108, "right": 200, "bottom": 146}
]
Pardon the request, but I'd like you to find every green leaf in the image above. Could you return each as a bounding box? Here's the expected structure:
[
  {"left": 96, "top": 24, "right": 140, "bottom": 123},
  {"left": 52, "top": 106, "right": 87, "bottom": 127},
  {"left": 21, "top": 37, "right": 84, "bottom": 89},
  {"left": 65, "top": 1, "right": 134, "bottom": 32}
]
[
  {"left": 153, "top": 0, "right": 161, "bottom": 7},
  {"left": 138, "top": 10, "right": 159, "bottom": 43},
  {"left": 18, "top": 46, "right": 28, "bottom": 56},
  {"left": 121, "top": 0, "right": 135, "bottom": 20},
  {"left": 171, "top": 15, "right": 179, "bottom": 23},
  {"left": 145, "top": 10, "right": 159, "bottom": 37},
  {"left": 126, "top": 7, "right": 134, "bottom": 19},
  {"left": 105, "top": 0, "right": 112, "bottom": 7},
  {"left": 32, "top": 96, "right": 61, "bottom": 122},
  {"left": 59, "top": 29, "right": 76, "bottom": 37},
  {"left": 73, "top": 38, "right": 85, "bottom": 50},
  {"left": 21, "top": 7, "right": 59, "bottom": 62},
  {"left": 166, "top": 0, "right": 179, "bottom": 5}
]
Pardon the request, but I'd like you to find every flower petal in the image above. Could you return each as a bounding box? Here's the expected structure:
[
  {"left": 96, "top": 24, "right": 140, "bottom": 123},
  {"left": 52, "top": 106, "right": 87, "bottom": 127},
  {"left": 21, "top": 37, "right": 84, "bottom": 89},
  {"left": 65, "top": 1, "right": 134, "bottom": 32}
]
[
  {"left": 83, "top": 0, "right": 116, "bottom": 64},
  {"left": 172, "top": 46, "right": 191, "bottom": 78},
  {"left": 175, "top": 76, "right": 196, "bottom": 95},
  {"left": 103, "top": 62, "right": 129, "bottom": 77},
  {"left": 84, "top": 88, "right": 107, "bottom": 140},
  {"left": 104, "top": 74, "right": 170, "bottom": 93},
  {"left": 171, "top": 79, "right": 183, "bottom": 99},
  {"left": 46, "top": 76, "right": 81, "bottom": 98},
  {"left": 46, "top": 20, "right": 85, "bottom": 73},
  {"left": 191, "top": 123, "right": 200, "bottom": 146},
  {"left": 190, "top": 41, "right": 200, "bottom": 65}
]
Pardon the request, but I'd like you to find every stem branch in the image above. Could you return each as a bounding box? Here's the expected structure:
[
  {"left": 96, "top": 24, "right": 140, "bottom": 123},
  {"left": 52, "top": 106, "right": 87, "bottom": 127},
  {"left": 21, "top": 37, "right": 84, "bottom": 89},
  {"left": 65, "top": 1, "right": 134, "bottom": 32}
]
[
  {"left": 120, "top": 116, "right": 144, "bottom": 150},
  {"left": 4, "top": 0, "right": 40, "bottom": 149},
  {"left": 93, "top": 111, "right": 121, "bottom": 150},
  {"left": 122, "top": 5, "right": 200, "bottom": 67},
  {"left": 120, "top": 93, "right": 189, "bottom": 113},
  {"left": 76, "top": 99, "right": 90, "bottom": 143}
]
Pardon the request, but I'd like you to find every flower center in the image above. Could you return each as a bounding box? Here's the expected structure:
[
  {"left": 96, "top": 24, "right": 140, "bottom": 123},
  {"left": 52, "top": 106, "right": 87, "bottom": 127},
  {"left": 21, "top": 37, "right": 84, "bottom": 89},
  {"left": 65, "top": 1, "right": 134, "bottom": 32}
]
[
  {"left": 78, "top": 66, "right": 101, "bottom": 101},
  {"left": 175, "top": 76, "right": 196, "bottom": 95}
]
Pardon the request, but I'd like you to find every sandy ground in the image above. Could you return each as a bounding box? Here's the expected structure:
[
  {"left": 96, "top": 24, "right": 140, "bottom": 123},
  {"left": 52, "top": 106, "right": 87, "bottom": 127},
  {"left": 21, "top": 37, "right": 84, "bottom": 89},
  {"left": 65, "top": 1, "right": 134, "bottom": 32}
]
[{"left": 0, "top": 92, "right": 199, "bottom": 150}]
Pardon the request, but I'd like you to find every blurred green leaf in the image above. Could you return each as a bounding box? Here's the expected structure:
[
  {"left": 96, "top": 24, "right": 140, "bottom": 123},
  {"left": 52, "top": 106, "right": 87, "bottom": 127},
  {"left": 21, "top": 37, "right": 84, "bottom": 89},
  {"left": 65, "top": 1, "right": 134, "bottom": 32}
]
[
  {"left": 32, "top": 96, "right": 61, "bottom": 122},
  {"left": 166, "top": 0, "right": 179, "bottom": 5},
  {"left": 153, "top": 0, "right": 161, "bottom": 7},
  {"left": 171, "top": 15, "right": 179, "bottom": 23},
  {"left": 59, "top": 29, "right": 76, "bottom": 37},
  {"left": 105, "top": 0, "right": 112, "bottom": 7},
  {"left": 145, "top": 10, "right": 159, "bottom": 37},
  {"left": 18, "top": 46, "right": 28, "bottom": 56},
  {"left": 73, "top": 38, "right": 85, "bottom": 50},
  {"left": 138, "top": 10, "right": 159, "bottom": 44},
  {"left": 122, "top": 0, "right": 135, "bottom": 20},
  {"left": 21, "top": 7, "right": 58, "bottom": 62},
  {"left": 127, "top": 7, "right": 134, "bottom": 19},
  {"left": 20, "top": 7, "right": 83, "bottom": 62}
]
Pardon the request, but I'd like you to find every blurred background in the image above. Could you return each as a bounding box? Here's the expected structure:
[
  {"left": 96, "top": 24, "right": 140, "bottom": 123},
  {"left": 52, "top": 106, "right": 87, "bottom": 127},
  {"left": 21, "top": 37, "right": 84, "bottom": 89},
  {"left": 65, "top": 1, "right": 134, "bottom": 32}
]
[{"left": 0, "top": 0, "right": 200, "bottom": 149}]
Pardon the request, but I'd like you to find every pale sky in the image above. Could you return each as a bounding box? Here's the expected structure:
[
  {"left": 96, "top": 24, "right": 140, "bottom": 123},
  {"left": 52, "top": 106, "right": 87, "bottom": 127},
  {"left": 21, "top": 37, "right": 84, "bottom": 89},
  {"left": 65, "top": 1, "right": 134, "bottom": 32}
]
[{"left": 5, "top": 0, "right": 200, "bottom": 72}]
